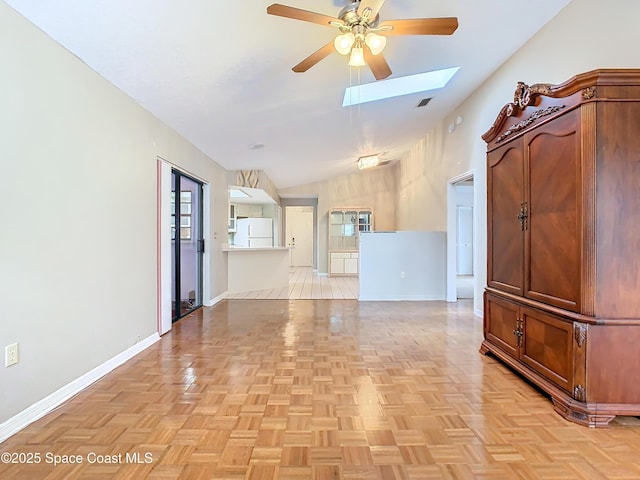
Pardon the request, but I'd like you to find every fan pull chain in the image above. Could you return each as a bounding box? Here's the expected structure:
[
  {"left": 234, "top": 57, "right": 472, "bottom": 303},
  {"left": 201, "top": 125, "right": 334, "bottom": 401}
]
[
  {"left": 347, "top": 66, "right": 362, "bottom": 137},
  {"left": 357, "top": 67, "right": 361, "bottom": 131}
]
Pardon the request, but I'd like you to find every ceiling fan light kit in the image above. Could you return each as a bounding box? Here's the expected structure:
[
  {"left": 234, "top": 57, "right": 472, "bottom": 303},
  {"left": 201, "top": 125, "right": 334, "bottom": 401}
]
[{"left": 266, "top": 1, "right": 458, "bottom": 80}]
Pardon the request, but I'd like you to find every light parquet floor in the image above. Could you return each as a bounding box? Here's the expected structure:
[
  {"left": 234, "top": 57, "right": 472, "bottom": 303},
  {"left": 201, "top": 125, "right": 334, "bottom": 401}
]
[
  {"left": 2, "top": 300, "right": 640, "bottom": 479},
  {"left": 227, "top": 267, "right": 359, "bottom": 300}
]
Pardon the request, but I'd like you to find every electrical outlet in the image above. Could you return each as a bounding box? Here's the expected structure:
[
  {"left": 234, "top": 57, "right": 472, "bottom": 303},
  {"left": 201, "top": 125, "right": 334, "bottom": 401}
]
[
  {"left": 5, "top": 343, "right": 18, "bottom": 367},
  {"left": 400, "top": 271, "right": 406, "bottom": 279}
]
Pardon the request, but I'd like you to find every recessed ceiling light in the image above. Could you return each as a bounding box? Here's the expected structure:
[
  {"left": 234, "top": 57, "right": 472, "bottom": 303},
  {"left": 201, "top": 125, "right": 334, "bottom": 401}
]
[{"left": 342, "top": 66, "right": 460, "bottom": 107}]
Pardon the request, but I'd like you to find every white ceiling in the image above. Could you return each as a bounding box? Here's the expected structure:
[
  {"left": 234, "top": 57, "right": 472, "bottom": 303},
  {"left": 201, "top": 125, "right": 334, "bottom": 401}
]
[{"left": 5, "top": 0, "right": 571, "bottom": 189}]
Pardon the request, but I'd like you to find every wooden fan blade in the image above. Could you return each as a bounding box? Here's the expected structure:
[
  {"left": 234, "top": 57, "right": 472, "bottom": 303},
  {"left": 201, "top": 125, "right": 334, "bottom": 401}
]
[
  {"left": 364, "top": 46, "right": 392, "bottom": 80},
  {"left": 292, "top": 42, "right": 335, "bottom": 73},
  {"left": 357, "top": 0, "right": 386, "bottom": 20},
  {"left": 267, "top": 4, "right": 343, "bottom": 27},
  {"left": 378, "top": 17, "right": 459, "bottom": 36}
]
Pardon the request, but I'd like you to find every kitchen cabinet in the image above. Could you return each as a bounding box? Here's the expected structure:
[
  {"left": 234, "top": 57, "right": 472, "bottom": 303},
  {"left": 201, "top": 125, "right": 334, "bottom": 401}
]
[
  {"left": 328, "top": 209, "right": 372, "bottom": 276},
  {"left": 329, "top": 209, "right": 372, "bottom": 250},
  {"left": 236, "top": 203, "right": 263, "bottom": 218},
  {"left": 228, "top": 203, "right": 236, "bottom": 232},
  {"left": 329, "top": 252, "right": 359, "bottom": 275},
  {"left": 481, "top": 70, "right": 640, "bottom": 427}
]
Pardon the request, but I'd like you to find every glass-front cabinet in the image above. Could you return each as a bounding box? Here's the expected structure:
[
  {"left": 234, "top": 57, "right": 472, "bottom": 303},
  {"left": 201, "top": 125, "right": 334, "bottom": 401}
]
[
  {"left": 228, "top": 203, "right": 236, "bottom": 232},
  {"left": 328, "top": 208, "right": 373, "bottom": 276}
]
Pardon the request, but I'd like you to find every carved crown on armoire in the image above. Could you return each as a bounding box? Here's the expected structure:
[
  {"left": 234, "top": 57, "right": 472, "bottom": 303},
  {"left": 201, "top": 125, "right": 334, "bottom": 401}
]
[{"left": 480, "top": 69, "right": 640, "bottom": 427}]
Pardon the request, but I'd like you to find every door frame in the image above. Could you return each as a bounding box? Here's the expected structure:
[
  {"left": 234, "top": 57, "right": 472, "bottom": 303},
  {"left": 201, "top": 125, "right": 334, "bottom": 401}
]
[
  {"left": 157, "top": 158, "right": 210, "bottom": 335},
  {"left": 446, "top": 170, "right": 476, "bottom": 303}
]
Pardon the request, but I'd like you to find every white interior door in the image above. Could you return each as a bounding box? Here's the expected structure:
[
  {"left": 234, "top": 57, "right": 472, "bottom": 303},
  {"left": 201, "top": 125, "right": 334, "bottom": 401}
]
[
  {"left": 286, "top": 206, "right": 313, "bottom": 266},
  {"left": 456, "top": 206, "right": 473, "bottom": 275}
]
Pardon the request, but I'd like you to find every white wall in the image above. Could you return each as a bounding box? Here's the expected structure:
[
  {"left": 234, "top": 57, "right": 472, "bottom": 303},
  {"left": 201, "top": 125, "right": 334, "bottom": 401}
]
[
  {"left": 359, "top": 231, "right": 446, "bottom": 301},
  {"left": 0, "top": 2, "right": 228, "bottom": 425},
  {"left": 395, "top": 0, "right": 640, "bottom": 314}
]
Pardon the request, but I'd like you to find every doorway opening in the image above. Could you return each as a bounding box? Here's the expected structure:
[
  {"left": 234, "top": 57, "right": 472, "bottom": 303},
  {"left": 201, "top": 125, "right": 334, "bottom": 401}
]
[
  {"left": 446, "top": 171, "right": 476, "bottom": 302},
  {"left": 171, "top": 169, "right": 204, "bottom": 322}
]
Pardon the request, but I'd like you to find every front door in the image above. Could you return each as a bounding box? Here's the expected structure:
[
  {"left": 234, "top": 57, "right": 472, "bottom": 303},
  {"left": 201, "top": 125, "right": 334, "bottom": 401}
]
[{"left": 286, "top": 206, "right": 314, "bottom": 267}]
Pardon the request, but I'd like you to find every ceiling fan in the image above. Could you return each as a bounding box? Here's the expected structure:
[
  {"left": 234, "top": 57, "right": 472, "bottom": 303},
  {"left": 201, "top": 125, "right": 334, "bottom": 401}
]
[{"left": 266, "top": 0, "right": 458, "bottom": 80}]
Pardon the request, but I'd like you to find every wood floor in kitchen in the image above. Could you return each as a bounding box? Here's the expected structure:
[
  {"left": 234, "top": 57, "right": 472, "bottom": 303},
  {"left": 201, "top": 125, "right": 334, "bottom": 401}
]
[{"left": 2, "top": 299, "right": 640, "bottom": 479}]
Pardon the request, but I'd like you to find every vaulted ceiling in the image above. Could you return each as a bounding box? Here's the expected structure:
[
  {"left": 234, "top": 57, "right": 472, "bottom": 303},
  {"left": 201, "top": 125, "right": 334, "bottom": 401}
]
[{"left": 5, "top": 0, "right": 571, "bottom": 188}]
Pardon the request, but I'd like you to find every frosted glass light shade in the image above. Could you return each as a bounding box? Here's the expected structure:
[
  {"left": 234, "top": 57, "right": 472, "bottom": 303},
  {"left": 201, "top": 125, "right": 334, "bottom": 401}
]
[
  {"left": 334, "top": 33, "right": 355, "bottom": 55},
  {"left": 365, "top": 32, "right": 386, "bottom": 55},
  {"left": 348, "top": 46, "right": 366, "bottom": 67}
]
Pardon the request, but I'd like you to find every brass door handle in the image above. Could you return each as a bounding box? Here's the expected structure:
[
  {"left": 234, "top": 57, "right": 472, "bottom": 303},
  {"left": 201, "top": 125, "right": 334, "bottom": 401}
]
[
  {"left": 513, "top": 318, "right": 524, "bottom": 347},
  {"left": 517, "top": 202, "right": 528, "bottom": 230}
]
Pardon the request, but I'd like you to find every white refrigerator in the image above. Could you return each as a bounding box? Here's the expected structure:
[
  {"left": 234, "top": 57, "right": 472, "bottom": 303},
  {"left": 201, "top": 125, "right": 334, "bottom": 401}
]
[{"left": 234, "top": 217, "right": 273, "bottom": 247}]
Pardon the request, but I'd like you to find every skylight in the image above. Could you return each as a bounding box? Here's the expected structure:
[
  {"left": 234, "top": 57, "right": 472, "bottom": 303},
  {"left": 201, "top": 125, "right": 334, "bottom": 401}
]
[
  {"left": 342, "top": 67, "right": 460, "bottom": 107},
  {"left": 229, "top": 188, "right": 250, "bottom": 199}
]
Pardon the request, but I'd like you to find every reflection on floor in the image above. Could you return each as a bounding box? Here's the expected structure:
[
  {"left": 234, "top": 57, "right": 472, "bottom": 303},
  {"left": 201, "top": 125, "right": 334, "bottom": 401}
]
[
  {"left": 226, "top": 266, "right": 359, "bottom": 300},
  {"left": 4, "top": 299, "right": 640, "bottom": 479}
]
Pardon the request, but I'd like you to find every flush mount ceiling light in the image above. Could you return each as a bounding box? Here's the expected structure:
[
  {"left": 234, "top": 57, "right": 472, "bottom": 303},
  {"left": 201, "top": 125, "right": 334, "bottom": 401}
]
[
  {"left": 267, "top": 1, "right": 458, "bottom": 81},
  {"left": 357, "top": 154, "right": 380, "bottom": 170}
]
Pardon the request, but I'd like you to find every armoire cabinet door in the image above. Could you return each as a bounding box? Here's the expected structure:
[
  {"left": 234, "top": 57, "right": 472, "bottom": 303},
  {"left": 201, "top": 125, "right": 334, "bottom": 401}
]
[
  {"left": 520, "top": 306, "right": 574, "bottom": 393},
  {"left": 487, "top": 142, "right": 525, "bottom": 296},
  {"left": 486, "top": 292, "right": 576, "bottom": 394},
  {"left": 524, "top": 108, "right": 582, "bottom": 311},
  {"left": 484, "top": 293, "right": 520, "bottom": 358}
]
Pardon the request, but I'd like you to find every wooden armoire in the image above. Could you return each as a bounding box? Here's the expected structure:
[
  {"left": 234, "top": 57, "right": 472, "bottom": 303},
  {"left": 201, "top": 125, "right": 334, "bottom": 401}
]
[{"left": 480, "top": 69, "right": 640, "bottom": 427}]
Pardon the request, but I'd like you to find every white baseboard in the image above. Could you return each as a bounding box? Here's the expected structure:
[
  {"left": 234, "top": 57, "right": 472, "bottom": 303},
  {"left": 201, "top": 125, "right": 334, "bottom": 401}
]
[
  {"left": 474, "top": 307, "right": 484, "bottom": 318},
  {"left": 0, "top": 333, "right": 160, "bottom": 443},
  {"left": 205, "top": 291, "right": 228, "bottom": 306}
]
